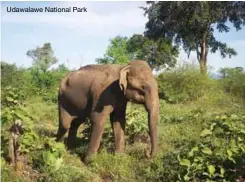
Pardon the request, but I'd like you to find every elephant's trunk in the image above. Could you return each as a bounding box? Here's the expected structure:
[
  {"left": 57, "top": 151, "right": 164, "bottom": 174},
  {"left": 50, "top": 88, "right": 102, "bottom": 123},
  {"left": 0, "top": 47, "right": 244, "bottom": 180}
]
[
  {"left": 148, "top": 107, "right": 159, "bottom": 157},
  {"left": 145, "top": 84, "right": 159, "bottom": 158}
]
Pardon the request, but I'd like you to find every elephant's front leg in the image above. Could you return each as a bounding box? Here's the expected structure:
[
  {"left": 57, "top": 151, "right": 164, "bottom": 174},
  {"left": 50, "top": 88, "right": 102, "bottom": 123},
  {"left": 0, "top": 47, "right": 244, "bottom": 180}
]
[
  {"left": 110, "top": 102, "right": 127, "bottom": 153},
  {"left": 85, "top": 108, "right": 111, "bottom": 161}
]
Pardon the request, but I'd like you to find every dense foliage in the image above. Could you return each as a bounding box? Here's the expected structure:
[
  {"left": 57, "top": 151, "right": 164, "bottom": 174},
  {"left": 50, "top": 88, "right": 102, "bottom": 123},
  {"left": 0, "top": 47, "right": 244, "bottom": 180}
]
[
  {"left": 96, "top": 36, "right": 131, "bottom": 65},
  {"left": 1, "top": 59, "right": 245, "bottom": 181},
  {"left": 96, "top": 34, "right": 179, "bottom": 69},
  {"left": 1, "top": 61, "right": 69, "bottom": 103},
  {"left": 178, "top": 114, "right": 245, "bottom": 181},
  {"left": 2, "top": 2, "right": 245, "bottom": 180},
  {"left": 126, "top": 34, "right": 178, "bottom": 70},
  {"left": 219, "top": 67, "right": 245, "bottom": 100},
  {"left": 157, "top": 64, "right": 212, "bottom": 103},
  {"left": 143, "top": 1, "right": 245, "bottom": 74}
]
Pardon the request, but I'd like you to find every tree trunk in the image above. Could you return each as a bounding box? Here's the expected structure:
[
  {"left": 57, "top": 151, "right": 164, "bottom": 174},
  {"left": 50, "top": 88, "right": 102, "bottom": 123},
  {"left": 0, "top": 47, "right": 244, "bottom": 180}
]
[{"left": 200, "top": 34, "right": 208, "bottom": 75}]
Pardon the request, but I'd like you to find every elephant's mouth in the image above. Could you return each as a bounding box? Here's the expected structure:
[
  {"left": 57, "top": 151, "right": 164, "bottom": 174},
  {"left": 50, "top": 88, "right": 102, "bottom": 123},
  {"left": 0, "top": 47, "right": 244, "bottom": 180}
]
[{"left": 126, "top": 89, "right": 145, "bottom": 104}]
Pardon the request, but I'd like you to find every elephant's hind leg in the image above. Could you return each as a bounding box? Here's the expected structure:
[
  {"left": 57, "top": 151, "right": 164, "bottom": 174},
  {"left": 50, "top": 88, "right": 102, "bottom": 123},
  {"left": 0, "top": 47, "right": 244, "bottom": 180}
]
[
  {"left": 67, "top": 117, "right": 85, "bottom": 148},
  {"left": 56, "top": 126, "right": 68, "bottom": 142},
  {"left": 56, "top": 105, "right": 74, "bottom": 142}
]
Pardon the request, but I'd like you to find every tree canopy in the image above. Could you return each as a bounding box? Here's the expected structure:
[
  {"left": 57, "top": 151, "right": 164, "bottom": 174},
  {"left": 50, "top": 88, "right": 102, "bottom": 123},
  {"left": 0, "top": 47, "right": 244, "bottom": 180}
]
[
  {"left": 127, "top": 34, "right": 178, "bottom": 70},
  {"left": 97, "top": 34, "right": 179, "bottom": 70},
  {"left": 26, "top": 43, "right": 58, "bottom": 72},
  {"left": 96, "top": 36, "right": 131, "bottom": 65},
  {"left": 143, "top": 1, "right": 245, "bottom": 74}
]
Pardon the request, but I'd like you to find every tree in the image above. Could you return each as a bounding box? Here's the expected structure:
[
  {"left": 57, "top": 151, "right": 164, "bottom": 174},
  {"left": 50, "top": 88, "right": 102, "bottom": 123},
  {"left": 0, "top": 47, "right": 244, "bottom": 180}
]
[
  {"left": 143, "top": 2, "right": 245, "bottom": 74},
  {"left": 27, "top": 43, "right": 58, "bottom": 72},
  {"left": 97, "top": 34, "right": 179, "bottom": 70},
  {"left": 96, "top": 36, "right": 132, "bottom": 64},
  {"left": 127, "top": 34, "right": 178, "bottom": 70}
]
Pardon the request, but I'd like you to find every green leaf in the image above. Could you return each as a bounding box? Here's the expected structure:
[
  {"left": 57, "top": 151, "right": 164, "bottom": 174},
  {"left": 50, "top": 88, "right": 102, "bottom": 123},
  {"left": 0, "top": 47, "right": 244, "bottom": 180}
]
[
  {"left": 201, "top": 147, "right": 212, "bottom": 155},
  {"left": 208, "top": 165, "right": 215, "bottom": 176},
  {"left": 44, "top": 151, "right": 59, "bottom": 166},
  {"left": 200, "top": 129, "right": 212, "bottom": 137},
  {"left": 188, "top": 146, "right": 199, "bottom": 157},
  {"left": 179, "top": 159, "right": 191, "bottom": 167},
  {"left": 230, "top": 114, "right": 239, "bottom": 120},
  {"left": 214, "top": 116, "right": 220, "bottom": 120},
  {"left": 237, "top": 137, "right": 243, "bottom": 142},
  {"left": 55, "top": 158, "right": 63, "bottom": 170},
  {"left": 221, "top": 115, "right": 227, "bottom": 120},
  {"left": 220, "top": 167, "right": 225, "bottom": 177},
  {"left": 239, "top": 129, "right": 245, "bottom": 135},
  {"left": 54, "top": 143, "right": 65, "bottom": 150},
  {"left": 227, "top": 149, "right": 232, "bottom": 157},
  {"left": 6, "top": 96, "right": 14, "bottom": 102},
  {"left": 184, "top": 174, "right": 190, "bottom": 181},
  {"left": 222, "top": 122, "right": 231, "bottom": 128},
  {"left": 210, "top": 123, "right": 217, "bottom": 131},
  {"left": 228, "top": 156, "right": 236, "bottom": 163}
]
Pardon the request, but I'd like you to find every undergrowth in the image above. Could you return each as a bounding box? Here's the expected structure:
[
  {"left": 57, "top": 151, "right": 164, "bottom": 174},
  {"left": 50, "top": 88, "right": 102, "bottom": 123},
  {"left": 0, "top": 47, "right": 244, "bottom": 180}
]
[{"left": 1, "top": 64, "right": 245, "bottom": 182}]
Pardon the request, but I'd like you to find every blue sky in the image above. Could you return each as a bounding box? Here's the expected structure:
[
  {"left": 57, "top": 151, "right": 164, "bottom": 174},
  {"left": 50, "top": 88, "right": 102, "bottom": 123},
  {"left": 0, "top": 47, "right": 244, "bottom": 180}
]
[{"left": 1, "top": 1, "right": 245, "bottom": 72}]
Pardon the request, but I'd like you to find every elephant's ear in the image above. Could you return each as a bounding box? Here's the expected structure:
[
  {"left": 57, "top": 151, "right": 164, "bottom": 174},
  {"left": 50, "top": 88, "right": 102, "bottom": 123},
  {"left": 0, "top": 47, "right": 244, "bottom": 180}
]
[{"left": 119, "top": 65, "right": 131, "bottom": 95}]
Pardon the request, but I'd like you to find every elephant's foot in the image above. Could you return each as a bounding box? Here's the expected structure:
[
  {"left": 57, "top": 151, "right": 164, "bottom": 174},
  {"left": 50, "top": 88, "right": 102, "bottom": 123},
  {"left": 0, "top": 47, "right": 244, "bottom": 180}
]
[
  {"left": 66, "top": 138, "right": 78, "bottom": 150},
  {"left": 83, "top": 152, "right": 97, "bottom": 165},
  {"left": 145, "top": 149, "right": 151, "bottom": 159},
  {"left": 145, "top": 148, "right": 157, "bottom": 159}
]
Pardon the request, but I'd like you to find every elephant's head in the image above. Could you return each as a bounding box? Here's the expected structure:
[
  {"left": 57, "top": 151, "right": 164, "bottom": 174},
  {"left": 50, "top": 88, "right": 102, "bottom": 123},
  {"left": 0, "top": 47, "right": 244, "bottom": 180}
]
[{"left": 119, "top": 60, "right": 159, "bottom": 158}]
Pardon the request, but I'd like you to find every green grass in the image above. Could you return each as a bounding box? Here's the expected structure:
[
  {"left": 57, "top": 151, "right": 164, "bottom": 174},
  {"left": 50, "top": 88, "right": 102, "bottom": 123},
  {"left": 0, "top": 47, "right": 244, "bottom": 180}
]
[{"left": 2, "top": 86, "right": 245, "bottom": 182}]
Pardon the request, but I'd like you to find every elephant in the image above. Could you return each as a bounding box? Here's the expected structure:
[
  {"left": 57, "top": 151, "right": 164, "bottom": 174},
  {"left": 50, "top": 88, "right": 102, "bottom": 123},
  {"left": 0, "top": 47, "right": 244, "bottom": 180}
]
[{"left": 56, "top": 60, "right": 159, "bottom": 162}]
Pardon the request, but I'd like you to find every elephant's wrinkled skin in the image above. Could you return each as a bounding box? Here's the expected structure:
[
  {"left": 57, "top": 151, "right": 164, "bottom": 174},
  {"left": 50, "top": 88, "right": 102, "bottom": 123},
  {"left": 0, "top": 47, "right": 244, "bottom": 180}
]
[{"left": 56, "top": 60, "right": 159, "bottom": 161}]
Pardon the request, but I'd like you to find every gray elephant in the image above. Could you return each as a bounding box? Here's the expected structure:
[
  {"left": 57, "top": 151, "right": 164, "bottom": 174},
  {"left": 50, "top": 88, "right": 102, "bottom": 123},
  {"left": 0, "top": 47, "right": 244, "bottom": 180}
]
[{"left": 56, "top": 60, "right": 159, "bottom": 161}]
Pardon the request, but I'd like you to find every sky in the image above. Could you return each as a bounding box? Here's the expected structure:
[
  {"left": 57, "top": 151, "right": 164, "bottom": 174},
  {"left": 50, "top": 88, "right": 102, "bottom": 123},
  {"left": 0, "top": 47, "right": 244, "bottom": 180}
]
[{"left": 1, "top": 1, "right": 245, "bottom": 72}]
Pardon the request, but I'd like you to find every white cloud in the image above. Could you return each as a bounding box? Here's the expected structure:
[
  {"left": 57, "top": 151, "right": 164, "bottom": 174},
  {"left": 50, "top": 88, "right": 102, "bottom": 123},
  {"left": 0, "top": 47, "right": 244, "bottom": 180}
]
[{"left": 2, "top": 1, "right": 148, "bottom": 36}]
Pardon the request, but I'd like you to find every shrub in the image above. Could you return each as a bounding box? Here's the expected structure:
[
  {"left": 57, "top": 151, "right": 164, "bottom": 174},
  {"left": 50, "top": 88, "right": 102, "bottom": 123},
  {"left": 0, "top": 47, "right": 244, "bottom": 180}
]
[
  {"left": 157, "top": 64, "right": 212, "bottom": 103},
  {"left": 125, "top": 103, "right": 148, "bottom": 143},
  {"left": 178, "top": 114, "right": 245, "bottom": 181},
  {"left": 220, "top": 67, "right": 245, "bottom": 100}
]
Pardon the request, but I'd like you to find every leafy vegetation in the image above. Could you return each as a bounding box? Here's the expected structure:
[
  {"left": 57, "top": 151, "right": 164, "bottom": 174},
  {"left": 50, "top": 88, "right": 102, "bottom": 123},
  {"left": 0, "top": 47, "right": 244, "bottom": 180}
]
[
  {"left": 96, "top": 36, "right": 131, "bottom": 65},
  {"left": 178, "top": 114, "right": 245, "bottom": 181},
  {"left": 1, "top": 59, "right": 244, "bottom": 181},
  {"left": 2, "top": 3, "right": 245, "bottom": 178},
  {"left": 220, "top": 67, "right": 245, "bottom": 100},
  {"left": 157, "top": 64, "right": 213, "bottom": 103},
  {"left": 96, "top": 34, "right": 179, "bottom": 69}
]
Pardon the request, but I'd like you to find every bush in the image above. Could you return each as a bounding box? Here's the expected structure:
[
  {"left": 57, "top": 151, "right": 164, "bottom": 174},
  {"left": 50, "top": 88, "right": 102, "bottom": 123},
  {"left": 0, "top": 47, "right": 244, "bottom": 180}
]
[
  {"left": 157, "top": 64, "right": 212, "bottom": 103},
  {"left": 125, "top": 103, "right": 148, "bottom": 143},
  {"left": 220, "top": 67, "right": 245, "bottom": 100},
  {"left": 30, "top": 68, "right": 67, "bottom": 103},
  {"left": 1, "top": 61, "right": 69, "bottom": 104},
  {"left": 178, "top": 114, "right": 245, "bottom": 181}
]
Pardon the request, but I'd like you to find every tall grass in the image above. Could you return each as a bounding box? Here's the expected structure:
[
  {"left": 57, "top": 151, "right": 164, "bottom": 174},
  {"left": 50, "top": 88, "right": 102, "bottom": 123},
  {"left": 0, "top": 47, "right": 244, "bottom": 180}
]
[{"left": 1, "top": 63, "right": 245, "bottom": 182}]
